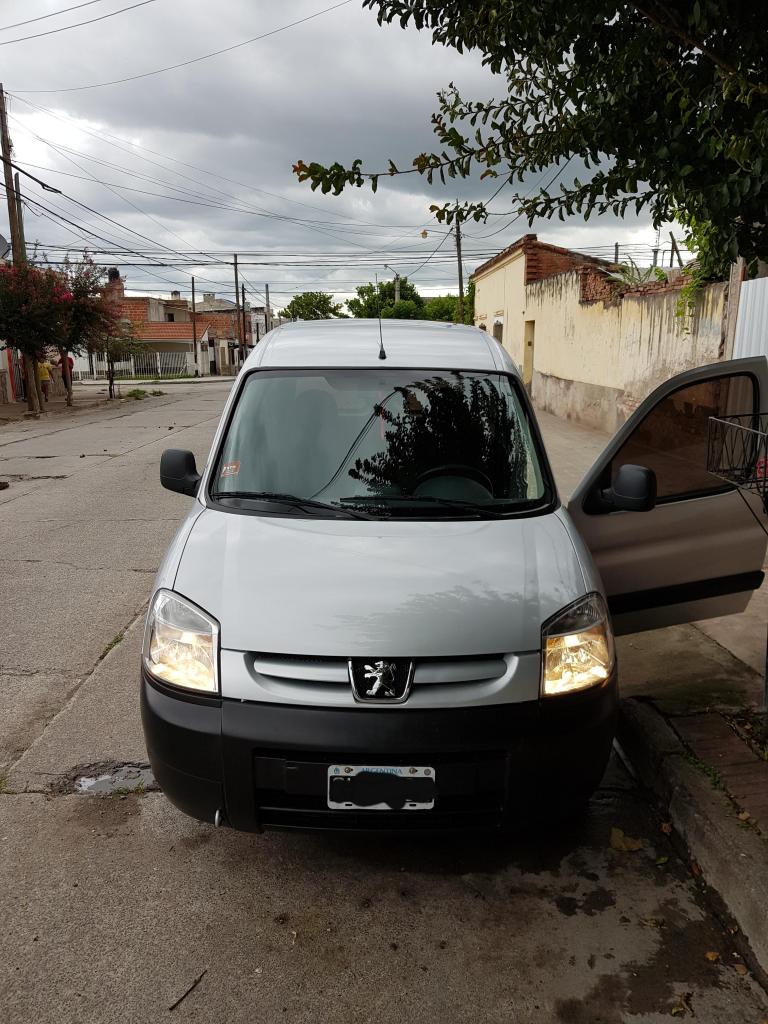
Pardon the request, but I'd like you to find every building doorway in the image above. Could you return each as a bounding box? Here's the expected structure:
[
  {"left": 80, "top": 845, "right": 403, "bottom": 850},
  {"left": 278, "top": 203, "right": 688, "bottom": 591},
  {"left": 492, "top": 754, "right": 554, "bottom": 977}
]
[{"left": 523, "top": 320, "right": 535, "bottom": 393}]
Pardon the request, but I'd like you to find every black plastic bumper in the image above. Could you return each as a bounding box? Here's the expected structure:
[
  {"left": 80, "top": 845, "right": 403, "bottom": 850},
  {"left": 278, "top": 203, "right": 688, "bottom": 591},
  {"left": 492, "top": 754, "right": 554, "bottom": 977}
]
[{"left": 141, "top": 668, "right": 618, "bottom": 832}]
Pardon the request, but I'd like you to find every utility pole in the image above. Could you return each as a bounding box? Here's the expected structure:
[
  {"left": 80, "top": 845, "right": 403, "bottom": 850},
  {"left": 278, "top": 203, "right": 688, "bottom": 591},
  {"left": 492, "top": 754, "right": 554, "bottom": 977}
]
[
  {"left": 191, "top": 276, "right": 199, "bottom": 377},
  {"left": 394, "top": 272, "right": 400, "bottom": 304},
  {"left": 455, "top": 207, "right": 465, "bottom": 324},
  {"left": 0, "top": 85, "right": 38, "bottom": 412},
  {"left": 265, "top": 283, "right": 272, "bottom": 332},
  {"left": 613, "top": 242, "right": 620, "bottom": 264},
  {"left": 13, "top": 172, "right": 25, "bottom": 256},
  {"left": 233, "top": 253, "right": 243, "bottom": 360},
  {"left": 241, "top": 283, "right": 248, "bottom": 352},
  {"left": 0, "top": 86, "right": 23, "bottom": 265},
  {"left": 669, "top": 232, "right": 684, "bottom": 268}
]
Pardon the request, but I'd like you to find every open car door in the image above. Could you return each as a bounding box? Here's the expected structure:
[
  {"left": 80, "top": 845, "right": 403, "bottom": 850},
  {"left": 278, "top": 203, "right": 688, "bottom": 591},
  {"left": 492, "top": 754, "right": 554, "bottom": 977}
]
[{"left": 567, "top": 357, "right": 768, "bottom": 635}]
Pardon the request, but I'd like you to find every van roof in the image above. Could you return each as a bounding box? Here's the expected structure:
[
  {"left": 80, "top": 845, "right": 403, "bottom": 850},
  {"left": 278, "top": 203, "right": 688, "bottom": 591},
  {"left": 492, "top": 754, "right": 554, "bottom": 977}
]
[{"left": 245, "top": 318, "right": 517, "bottom": 373}]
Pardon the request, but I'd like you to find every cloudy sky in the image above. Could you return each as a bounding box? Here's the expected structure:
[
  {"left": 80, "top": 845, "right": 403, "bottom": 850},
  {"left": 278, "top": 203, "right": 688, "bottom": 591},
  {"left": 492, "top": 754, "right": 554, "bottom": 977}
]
[{"left": 1, "top": 0, "right": 673, "bottom": 311}]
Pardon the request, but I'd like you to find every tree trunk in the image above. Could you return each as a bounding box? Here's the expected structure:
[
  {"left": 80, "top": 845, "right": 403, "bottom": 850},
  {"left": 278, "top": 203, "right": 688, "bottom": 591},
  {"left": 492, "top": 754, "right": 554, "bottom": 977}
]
[
  {"left": 24, "top": 356, "right": 39, "bottom": 414},
  {"left": 32, "top": 356, "right": 46, "bottom": 413},
  {"left": 108, "top": 357, "right": 115, "bottom": 399},
  {"left": 59, "top": 347, "right": 73, "bottom": 406}
]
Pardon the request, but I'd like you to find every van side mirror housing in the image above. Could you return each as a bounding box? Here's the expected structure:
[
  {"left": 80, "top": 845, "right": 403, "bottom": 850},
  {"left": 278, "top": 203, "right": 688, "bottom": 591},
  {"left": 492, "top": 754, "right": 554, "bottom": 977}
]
[
  {"left": 161, "top": 449, "right": 201, "bottom": 497},
  {"left": 600, "top": 464, "right": 657, "bottom": 512}
]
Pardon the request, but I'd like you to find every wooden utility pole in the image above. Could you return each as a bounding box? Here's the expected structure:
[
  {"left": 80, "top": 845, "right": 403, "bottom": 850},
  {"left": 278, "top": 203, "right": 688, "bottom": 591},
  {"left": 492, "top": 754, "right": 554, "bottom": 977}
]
[
  {"left": 0, "top": 85, "right": 39, "bottom": 412},
  {"left": 0, "top": 85, "right": 23, "bottom": 265},
  {"left": 233, "top": 254, "right": 243, "bottom": 360},
  {"left": 13, "top": 172, "right": 25, "bottom": 256},
  {"left": 455, "top": 207, "right": 465, "bottom": 324},
  {"left": 669, "top": 232, "right": 684, "bottom": 268},
  {"left": 241, "top": 283, "right": 248, "bottom": 351},
  {"left": 191, "top": 276, "right": 199, "bottom": 376},
  {"left": 265, "top": 283, "right": 272, "bottom": 332}
]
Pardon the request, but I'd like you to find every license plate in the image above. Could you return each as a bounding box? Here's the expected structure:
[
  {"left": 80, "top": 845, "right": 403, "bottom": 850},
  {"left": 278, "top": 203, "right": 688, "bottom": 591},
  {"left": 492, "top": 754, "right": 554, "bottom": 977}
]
[{"left": 327, "top": 765, "right": 436, "bottom": 811}]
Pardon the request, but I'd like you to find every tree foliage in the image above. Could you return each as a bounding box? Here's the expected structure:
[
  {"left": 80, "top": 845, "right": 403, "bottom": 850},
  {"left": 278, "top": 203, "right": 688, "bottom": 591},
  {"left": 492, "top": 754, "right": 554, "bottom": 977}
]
[
  {"left": 294, "top": 2, "right": 768, "bottom": 277},
  {"left": 0, "top": 262, "right": 72, "bottom": 357},
  {"left": 347, "top": 278, "right": 424, "bottom": 318},
  {"left": 280, "top": 290, "right": 347, "bottom": 320}
]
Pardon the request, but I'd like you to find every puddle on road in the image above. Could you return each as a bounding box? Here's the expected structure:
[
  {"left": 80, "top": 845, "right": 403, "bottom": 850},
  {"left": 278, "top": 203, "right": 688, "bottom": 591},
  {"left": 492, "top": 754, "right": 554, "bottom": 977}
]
[{"left": 55, "top": 762, "right": 157, "bottom": 796}]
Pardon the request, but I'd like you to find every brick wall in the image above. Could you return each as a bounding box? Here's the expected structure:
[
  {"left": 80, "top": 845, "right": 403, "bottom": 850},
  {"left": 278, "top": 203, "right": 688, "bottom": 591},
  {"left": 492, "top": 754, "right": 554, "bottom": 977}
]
[{"left": 523, "top": 237, "right": 612, "bottom": 285}]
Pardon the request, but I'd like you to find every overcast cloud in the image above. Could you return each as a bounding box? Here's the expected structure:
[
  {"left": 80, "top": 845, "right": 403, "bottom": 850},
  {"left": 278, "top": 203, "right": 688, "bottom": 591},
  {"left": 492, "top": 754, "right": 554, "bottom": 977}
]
[{"left": 1, "top": 0, "right": 670, "bottom": 310}]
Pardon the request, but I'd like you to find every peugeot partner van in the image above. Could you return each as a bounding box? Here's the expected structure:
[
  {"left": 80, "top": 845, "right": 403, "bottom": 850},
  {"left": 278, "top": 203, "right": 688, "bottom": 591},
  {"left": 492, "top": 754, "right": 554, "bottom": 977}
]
[{"left": 141, "top": 320, "right": 767, "bottom": 831}]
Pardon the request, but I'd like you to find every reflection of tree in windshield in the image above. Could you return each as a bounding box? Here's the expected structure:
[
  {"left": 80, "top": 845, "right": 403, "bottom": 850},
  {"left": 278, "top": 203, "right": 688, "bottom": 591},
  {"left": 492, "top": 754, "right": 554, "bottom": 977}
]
[{"left": 348, "top": 373, "right": 529, "bottom": 498}]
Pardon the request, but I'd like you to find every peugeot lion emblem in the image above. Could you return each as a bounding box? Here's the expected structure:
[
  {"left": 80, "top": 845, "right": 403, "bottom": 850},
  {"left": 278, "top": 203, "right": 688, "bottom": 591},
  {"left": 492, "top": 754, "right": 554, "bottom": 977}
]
[
  {"left": 364, "top": 660, "right": 397, "bottom": 698},
  {"left": 348, "top": 657, "right": 414, "bottom": 704}
]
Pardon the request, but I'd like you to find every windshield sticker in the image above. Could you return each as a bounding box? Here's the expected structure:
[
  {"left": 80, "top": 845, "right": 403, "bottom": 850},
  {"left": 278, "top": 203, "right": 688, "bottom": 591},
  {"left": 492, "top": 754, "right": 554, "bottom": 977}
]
[{"left": 220, "top": 460, "right": 240, "bottom": 479}]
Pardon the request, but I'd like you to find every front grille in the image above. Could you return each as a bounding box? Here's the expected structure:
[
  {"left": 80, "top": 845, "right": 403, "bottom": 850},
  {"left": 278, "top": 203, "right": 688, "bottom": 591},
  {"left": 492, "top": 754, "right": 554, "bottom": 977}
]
[{"left": 251, "top": 652, "right": 508, "bottom": 689}]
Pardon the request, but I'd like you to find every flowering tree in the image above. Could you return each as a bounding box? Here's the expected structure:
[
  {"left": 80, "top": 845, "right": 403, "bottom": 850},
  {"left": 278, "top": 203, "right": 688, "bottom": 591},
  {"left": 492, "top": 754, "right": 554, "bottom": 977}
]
[{"left": 0, "top": 262, "right": 72, "bottom": 413}]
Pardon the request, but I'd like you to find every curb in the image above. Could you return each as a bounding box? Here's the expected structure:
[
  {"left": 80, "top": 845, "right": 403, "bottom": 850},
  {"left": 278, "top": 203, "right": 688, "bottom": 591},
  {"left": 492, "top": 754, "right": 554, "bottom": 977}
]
[{"left": 617, "top": 698, "right": 768, "bottom": 973}]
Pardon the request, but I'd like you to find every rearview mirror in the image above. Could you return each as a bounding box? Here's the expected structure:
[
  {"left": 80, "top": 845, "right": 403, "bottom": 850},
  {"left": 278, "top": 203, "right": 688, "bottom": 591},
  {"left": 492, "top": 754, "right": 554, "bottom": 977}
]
[
  {"left": 600, "top": 464, "right": 656, "bottom": 512},
  {"left": 160, "top": 449, "right": 201, "bottom": 497}
]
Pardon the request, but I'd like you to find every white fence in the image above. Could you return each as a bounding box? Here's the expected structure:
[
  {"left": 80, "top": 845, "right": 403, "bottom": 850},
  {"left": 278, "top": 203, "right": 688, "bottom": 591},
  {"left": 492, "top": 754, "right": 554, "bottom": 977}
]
[{"left": 73, "top": 350, "right": 196, "bottom": 381}]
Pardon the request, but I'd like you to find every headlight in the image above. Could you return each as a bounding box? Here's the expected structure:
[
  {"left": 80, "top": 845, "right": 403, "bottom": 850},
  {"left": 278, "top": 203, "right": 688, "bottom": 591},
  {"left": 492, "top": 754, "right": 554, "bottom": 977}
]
[
  {"left": 143, "top": 590, "right": 219, "bottom": 694},
  {"left": 541, "top": 592, "right": 614, "bottom": 697}
]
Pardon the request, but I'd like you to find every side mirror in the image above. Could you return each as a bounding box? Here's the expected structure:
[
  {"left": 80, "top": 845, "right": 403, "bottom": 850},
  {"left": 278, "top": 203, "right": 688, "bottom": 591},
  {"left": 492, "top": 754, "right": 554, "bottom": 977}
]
[
  {"left": 161, "top": 449, "right": 201, "bottom": 497},
  {"left": 600, "top": 464, "right": 656, "bottom": 512}
]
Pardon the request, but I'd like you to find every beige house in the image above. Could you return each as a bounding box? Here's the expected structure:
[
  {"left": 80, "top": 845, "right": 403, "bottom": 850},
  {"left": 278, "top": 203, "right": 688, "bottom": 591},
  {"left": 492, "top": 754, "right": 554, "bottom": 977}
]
[
  {"left": 471, "top": 234, "right": 612, "bottom": 388},
  {"left": 472, "top": 234, "right": 730, "bottom": 433}
]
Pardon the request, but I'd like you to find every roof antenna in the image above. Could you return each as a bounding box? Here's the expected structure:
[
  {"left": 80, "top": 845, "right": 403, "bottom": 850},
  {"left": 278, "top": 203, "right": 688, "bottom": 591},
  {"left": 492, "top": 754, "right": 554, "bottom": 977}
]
[{"left": 375, "top": 272, "right": 387, "bottom": 360}]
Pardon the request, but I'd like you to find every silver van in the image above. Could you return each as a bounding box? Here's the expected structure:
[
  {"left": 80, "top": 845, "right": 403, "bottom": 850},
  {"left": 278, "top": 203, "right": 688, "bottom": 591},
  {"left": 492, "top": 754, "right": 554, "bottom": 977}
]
[{"left": 141, "top": 320, "right": 767, "bottom": 831}]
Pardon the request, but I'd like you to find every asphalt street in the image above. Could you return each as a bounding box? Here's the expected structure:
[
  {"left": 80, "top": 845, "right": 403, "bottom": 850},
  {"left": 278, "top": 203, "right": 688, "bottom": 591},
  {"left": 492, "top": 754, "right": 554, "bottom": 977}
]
[{"left": 1, "top": 383, "right": 766, "bottom": 1023}]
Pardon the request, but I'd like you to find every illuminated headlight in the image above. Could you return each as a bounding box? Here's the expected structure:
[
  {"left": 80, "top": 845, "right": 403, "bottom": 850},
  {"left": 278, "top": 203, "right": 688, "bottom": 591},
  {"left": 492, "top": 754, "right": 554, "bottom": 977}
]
[
  {"left": 541, "top": 593, "right": 615, "bottom": 697},
  {"left": 143, "top": 590, "right": 219, "bottom": 694}
]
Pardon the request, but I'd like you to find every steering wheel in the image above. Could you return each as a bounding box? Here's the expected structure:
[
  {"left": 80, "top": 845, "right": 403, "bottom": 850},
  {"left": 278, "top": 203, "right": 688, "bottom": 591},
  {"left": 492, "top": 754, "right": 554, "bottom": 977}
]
[{"left": 414, "top": 464, "right": 494, "bottom": 496}]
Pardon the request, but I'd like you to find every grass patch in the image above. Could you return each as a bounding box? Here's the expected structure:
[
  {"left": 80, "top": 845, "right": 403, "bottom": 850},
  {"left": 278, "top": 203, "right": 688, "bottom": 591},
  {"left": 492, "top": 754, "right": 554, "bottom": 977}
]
[
  {"left": 150, "top": 389, "right": 166, "bottom": 396},
  {"left": 684, "top": 751, "right": 722, "bottom": 790},
  {"left": 100, "top": 631, "right": 124, "bottom": 659},
  {"left": 125, "top": 388, "right": 148, "bottom": 400},
  {"left": 723, "top": 707, "right": 768, "bottom": 762}
]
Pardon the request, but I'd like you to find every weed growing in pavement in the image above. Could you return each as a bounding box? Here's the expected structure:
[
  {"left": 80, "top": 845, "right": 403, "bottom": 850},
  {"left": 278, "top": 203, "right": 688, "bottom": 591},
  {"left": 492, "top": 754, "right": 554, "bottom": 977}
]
[
  {"left": 684, "top": 751, "right": 723, "bottom": 790},
  {"left": 150, "top": 389, "right": 165, "bottom": 396},
  {"left": 723, "top": 707, "right": 768, "bottom": 762},
  {"left": 100, "top": 632, "right": 124, "bottom": 659},
  {"left": 126, "top": 388, "right": 148, "bottom": 400}
]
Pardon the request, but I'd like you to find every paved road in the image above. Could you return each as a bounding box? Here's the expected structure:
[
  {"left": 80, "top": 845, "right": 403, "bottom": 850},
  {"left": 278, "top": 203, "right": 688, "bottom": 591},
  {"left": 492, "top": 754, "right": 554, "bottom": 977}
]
[{"left": 1, "top": 386, "right": 766, "bottom": 1023}]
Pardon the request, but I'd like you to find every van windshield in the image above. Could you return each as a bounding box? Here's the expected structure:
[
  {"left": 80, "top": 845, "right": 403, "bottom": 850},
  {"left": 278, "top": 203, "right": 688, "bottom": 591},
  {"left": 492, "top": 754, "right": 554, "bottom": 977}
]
[{"left": 211, "top": 369, "right": 552, "bottom": 518}]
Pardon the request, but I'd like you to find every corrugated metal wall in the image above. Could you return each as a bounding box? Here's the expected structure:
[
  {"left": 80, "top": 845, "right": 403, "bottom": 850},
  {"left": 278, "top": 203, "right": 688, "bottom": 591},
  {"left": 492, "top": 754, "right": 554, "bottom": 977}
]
[{"left": 733, "top": 278, "right": 768, "bottom": 359}]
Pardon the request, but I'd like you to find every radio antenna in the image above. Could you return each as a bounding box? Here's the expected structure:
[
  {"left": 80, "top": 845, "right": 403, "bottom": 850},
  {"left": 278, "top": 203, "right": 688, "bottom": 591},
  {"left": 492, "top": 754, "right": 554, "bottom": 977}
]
[{"left": 375, "top": 272, "right": 387, "bottom": 360}]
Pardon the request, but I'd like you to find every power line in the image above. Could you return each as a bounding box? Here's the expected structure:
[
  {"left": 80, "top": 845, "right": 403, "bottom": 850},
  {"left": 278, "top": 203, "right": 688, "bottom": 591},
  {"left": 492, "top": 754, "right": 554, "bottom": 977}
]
[
  {"left": 16, "top": 0, "right": 353, "bottom": 93},
  {"left": 0, "top": 0, "right": 160, "bottom": 47},
  {"left": 0, "top": 1, "right": 113, "bottom": 33},
  {"left": 9, "top": 93, "right": 439, "bottom": 247}
]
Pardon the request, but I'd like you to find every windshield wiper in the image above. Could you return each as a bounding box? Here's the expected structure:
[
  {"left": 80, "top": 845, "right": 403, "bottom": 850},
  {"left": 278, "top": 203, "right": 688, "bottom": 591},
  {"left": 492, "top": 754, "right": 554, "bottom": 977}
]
[
  {"left": 212, "top": 490, "right": 373, "bottom": 520},
  {"left": 340, "top": 495, "right": 506, "bottom": 519}
]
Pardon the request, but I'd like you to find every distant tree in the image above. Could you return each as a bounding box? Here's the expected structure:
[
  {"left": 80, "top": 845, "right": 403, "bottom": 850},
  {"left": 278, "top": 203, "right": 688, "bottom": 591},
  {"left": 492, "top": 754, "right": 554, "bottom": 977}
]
[
  {"left": 59, "top": 256, "right": 122, "bottom": 406},
  {"left": 348, "top": 278, "right": 424, "bottom": 318},
  {"left": 0, "top": 262, "right": 72, "bottom": 414},
  {"left": 381, "top": 299, "right": 420, "bottom": 320},
  {"left": 423, "top": 294, "right": 458, "bottom": 322},
  {"left": 92, "top": 321, "right": 144, "bottom": 400},
  {"left": 280, "top": 291, "right": 347, "bottom": 320}
]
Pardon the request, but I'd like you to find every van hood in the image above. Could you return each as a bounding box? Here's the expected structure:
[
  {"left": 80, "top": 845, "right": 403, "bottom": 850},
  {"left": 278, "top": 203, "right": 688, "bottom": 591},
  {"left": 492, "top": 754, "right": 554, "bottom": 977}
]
[{"left": 172, "top": 508, "right": 586, "bottom": 657}]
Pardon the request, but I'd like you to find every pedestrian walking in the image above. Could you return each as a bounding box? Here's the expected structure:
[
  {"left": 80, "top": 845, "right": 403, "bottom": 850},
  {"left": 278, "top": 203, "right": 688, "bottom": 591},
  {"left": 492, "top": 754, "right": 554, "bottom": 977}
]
[{"left": 37, "top": 358, "right": 52, "bottom": 402}]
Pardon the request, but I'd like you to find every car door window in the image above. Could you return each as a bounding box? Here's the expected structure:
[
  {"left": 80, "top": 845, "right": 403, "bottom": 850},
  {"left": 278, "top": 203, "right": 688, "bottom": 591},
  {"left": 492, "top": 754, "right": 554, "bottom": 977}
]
[{"left": 610, "top": 373, "right": 756, "bottom": 501}]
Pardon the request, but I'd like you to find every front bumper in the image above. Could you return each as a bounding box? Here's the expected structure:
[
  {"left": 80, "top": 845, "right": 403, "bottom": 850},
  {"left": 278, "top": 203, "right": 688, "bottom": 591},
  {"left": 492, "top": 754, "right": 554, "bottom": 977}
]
[{"left": 141, "top": 668, "right": 618, "bottom": 832}]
